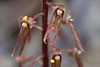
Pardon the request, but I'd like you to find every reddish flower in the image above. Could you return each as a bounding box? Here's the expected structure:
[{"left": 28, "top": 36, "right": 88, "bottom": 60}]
[
  {"left": 50, "top": 48, "right": 62, "bottom": 67},
  {"left": 11, "top": 16, "right": 35, "bottom": 59},
  {"left": 44, "top": 3, "right": 65, "bottom": 45},
  {"left": 65, "top": 11, "right": 86, "bottom": 53},
  {"left": 11, "top": 13, "right": 43, "bottom": 59},
  {"left": 68, "top": 46, "right": 83, "bottom": 67}
]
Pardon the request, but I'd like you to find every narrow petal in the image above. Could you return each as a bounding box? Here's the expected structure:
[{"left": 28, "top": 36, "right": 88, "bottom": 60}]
[
  {"left": 51, "top": 16, "right": 63, "bottom": 45},
  {"left": 43, "top": 10, "right": 56, "bottom": 44},
  {"left": 69, "top": 23, "right": 85, "bottom": 53},
  {"left": 48, "top": 37, "right": 56, "bottom": 49},
  {"left": 11, "top": 32, "right": 20, "bottom": 58},
  {"left": 17, "top": 33, "right": 27, "bottom": 58},
  {"left": 44, "top": 28, "right": 52, "bottom": 44}
]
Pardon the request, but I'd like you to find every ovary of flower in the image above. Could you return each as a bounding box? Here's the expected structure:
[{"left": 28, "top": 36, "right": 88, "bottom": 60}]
[
  {"left": 55, "top": 55, "right": 60, "bottom": 61},
  {"left": 57, "top": 9, "right": 62, "bottom": 15},
  {"left": 22, "top": 16, "right": 28, "bottom": 21},
  {"left": 22, "top": 22, "right": 27, "bottom": 28},
  {"left": 51, "top": 59, "right": 55, "bottom": 63}
]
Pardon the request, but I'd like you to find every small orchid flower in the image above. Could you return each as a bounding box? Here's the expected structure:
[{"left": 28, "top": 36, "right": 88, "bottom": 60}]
[
  {"left": 11, "top": 16, "right": 34, "bottom": 59},
  {"left": 65, "top": 11, "right": 86, "bottom": 53},
  {"left": 69, "top": 46, "right": 83, "bottom": 67},
  {"left": 11, "top": 13, "right": 43, "bottom": 59},
  {"left": 60, "top": 46, "right": 83, "bottom": 67},
  {"left": 50, "top": 48, "right": 62, "bottom": 67},
  {"left": 44, "top": 3, "right": 65, "bottom": 45},
  {"left": 73, "top": 47, "right": 83, "bottom": 67}
]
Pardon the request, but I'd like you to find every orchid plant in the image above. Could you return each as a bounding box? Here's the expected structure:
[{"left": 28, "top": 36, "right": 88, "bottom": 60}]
[{"left": 11, "top": 0, "right": 85, "bottom": 67}]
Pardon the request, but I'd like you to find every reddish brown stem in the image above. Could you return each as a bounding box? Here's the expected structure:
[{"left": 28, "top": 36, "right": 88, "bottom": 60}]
[{"left": 42, "top": 0, "right": 49, "bottom": 67}]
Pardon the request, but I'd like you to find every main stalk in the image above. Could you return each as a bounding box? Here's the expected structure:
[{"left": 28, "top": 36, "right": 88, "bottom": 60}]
[{"left": 42, "top": 0, "right": 49, "bottom": 67}]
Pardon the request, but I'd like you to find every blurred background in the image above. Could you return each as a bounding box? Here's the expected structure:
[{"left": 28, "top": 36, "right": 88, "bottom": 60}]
[{"left": 0, "top": 0, "right": 100, "bottom": 67}]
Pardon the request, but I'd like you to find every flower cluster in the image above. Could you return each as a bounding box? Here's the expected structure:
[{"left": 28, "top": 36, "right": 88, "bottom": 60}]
[
  {"left": 44, "top": 2, "right": 85, "bottom": 53},
  {"left": 11, "top": 2, "right": 85, "bottom": 67}
]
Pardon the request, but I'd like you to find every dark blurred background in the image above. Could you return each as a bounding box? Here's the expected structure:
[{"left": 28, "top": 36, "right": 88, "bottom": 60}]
[{"left": 0, "top": 0, "right": 100, "bottom": 67}]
